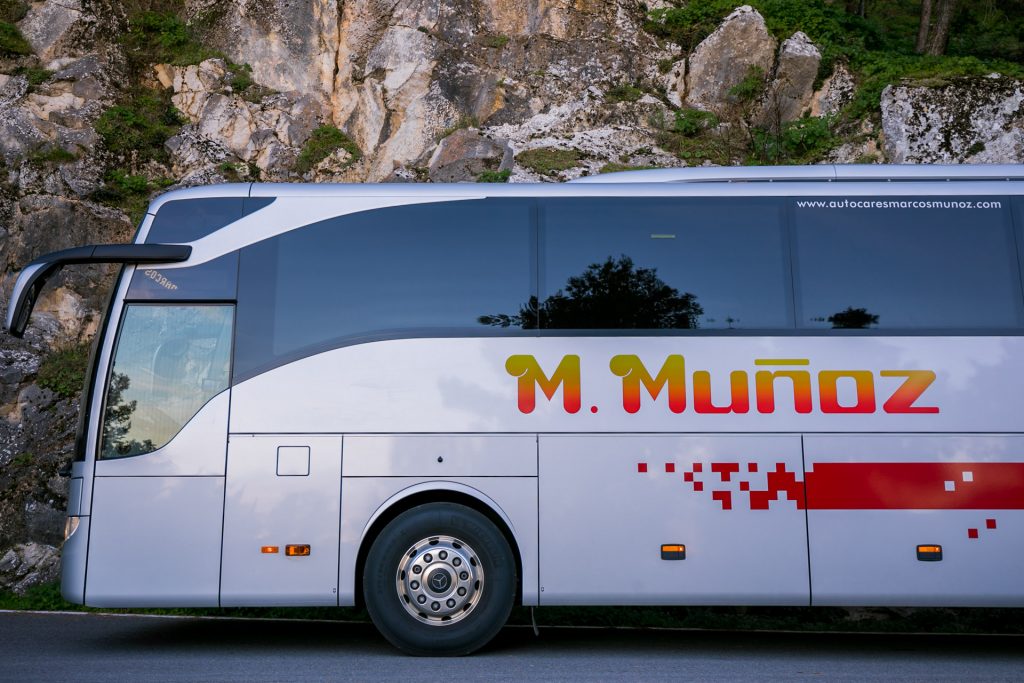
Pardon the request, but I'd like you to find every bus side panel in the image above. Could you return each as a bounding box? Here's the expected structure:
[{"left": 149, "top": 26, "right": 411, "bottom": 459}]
[
  {"left": 806, "top": 435, "right": 1024, "bottom": 607},
  {"left": 220, "top": 435, "right": 342, "bottom": 607},
  {"left": 538, "top": 434, "right": 809, "bottom": 605},
  {"left": 86, "top": 476, "right": 224, "bottom": 606}
]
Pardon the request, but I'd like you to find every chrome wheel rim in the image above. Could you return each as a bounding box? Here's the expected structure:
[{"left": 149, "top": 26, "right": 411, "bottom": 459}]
[{"left": 396, "top": 535, "right": 483, "bottom": 625}]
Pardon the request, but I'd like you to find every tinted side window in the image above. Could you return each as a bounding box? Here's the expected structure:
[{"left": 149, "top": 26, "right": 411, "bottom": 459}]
[
  {"left": 146, "top": 197, "right": 275, "bottom": 243},
  {"left": 126, "top": 252, "right": 239, "bottom": 301},
  {"left": 794, "top": 197, "right": 1021, "bottom": 329},
  {"left": 234, "top": 199, "right": 533, "bottom": 381},
  {"left": 537, "top": 197, "right": 791, "bottom": 330}
]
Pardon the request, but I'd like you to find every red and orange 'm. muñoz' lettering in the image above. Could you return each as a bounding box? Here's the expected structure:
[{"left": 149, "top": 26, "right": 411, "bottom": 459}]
[
  {"left": 880, "top": 370, "right": 939, "bottom": 413},
  {"left": 505, "top": 355, "right": 581, "bottom": 414},
  {"left": 503, "top": 354, "right": 940, "bottom": 416},
  {"left": 609, "top": 354, "right": 687, "bottom": 414},
  {"left": 818, "top": 370, "right": 876, "bottom": 414},
  {"left": 693, "top": 370, "right": 750, "bottom": 413},
  {"left": 754, "top": 359, "right": 813, "bottom": 414}
]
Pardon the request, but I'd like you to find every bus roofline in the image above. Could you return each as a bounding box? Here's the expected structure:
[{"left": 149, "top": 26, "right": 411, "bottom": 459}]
[{"left": 4, "top": 243, "right": 191, "bottom": 338}]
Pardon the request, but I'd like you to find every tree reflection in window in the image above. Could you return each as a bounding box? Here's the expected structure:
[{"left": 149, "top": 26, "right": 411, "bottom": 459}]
[
  {"left": 480, "top": 256, "right": 703, "bottom": 329},
  {"left": 824, "top": 306, "right": 879, "bottom": 329},
  {"left": 101, "top": 371, "right": 154, "bottom": 458},
  {"left": 99, "top": 305, "right": 233, "bottom": 460}
]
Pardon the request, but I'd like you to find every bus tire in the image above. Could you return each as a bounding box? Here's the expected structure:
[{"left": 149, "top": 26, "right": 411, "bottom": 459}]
[{"left": 363, "top": 502, "right": 516, "bottom": 656}]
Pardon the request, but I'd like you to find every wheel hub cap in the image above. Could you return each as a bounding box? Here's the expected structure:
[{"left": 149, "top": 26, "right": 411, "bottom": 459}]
[{"left": 397, "top": 535, "right": 483, "bottom": 625}]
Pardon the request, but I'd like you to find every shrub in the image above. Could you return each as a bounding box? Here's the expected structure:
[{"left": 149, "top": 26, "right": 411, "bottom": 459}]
[
  {"left": 728, "top": 66, "right": 767, "bottom": 103},
  {"left": 606, "top": 83, "right": 644, "bottom": 104},
  {"left": 516, "top": 147, "right": 580, "bottom": 175},
  {"left": 120, "top": 11, "right": 220, "bottom": 71},
  {"left": 95, "top": 89, "right": 184, "bottom": 163},
  {"left": 0, "top": 21, "right": 30, "bottom": 55},
  {"left": 674, "top": 109, "right": 719, "bottom": 137},
  {"left": 37, "top": 344, "right": 91, "bottom": 399},
  {"left": 750, "top": 115, "right": 837, "bottom": 164},
  {"left": 477, "top": 169, "right": 511, "bottom": 183},
  {"left": 295, "top": 126, "right": 362, "bottom": 174},
  {"left": 14, "top": 66, "right": 53, "bottom": 88},
  {"left": 599, "top": 163, "right": 658, "bottom": 174},
  {"left": 0, "top": 0, "right": 28, "bottom": 22},
  {"left": 28, "top": 146, "right": 78, "bottom": 164},
  {"left": 481, "top": 34, "right": 509, "bottom": 49}
]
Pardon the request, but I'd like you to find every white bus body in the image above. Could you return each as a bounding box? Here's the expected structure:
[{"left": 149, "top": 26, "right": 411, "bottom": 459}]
[{"left": 6, "top": 165, "right": 1024, "bottom": 654}]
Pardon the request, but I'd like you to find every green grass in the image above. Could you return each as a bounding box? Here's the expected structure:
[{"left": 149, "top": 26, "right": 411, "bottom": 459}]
[
  {"left": 599, "top": 163, "right": 658, "bottom": 174},
  {"left": 95, "top": 89, "right": 184, "bottom": 163},
  {"left": 28, "top": 146, "right": 78, "bottom": 165},
  {"left": 438, "top": 115, "right": 479, "bottom": 141},
  {"left": 516, "top": 147, "right": 580, "bottom": 176},
  {"left": 0, "top": 21, "right": 30, "bottom": 55},
  {"left": 14, "top": 66, "right": 53, "bottom": 88},
  {"left": 90, "top": 170, "right": 174, "bottom": 225},
  {"left": 36, "top": 344, "right": 90, "bottom": 399},
  {"left": 295, "top": 126, "right": 362, "bottom": 174},
  {"left": 120, "top": 11, "right": 221, "bottom": 72},
  {"left": 476, "top": 169, "right": 511, "bottom": 183},
  {"left": 606, "top": 83, "right": 644, "bottom": 104},
  {"left": 481, "top": 34, "right": 509, "bottom": 49}
]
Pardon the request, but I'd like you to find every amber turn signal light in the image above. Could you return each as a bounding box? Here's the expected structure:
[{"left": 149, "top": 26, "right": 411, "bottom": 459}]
[
  {"left": 261, "top": 546, "right": 279, "bottom": 554},
  {"left": 917, "top": 544, "right": 942, "bottom": 561},
  {"left": 285, "top": 544, "right": 311, "bottom": 557},
  {"left": 661, "top": 544, "right": 686, "bottom": 560}
]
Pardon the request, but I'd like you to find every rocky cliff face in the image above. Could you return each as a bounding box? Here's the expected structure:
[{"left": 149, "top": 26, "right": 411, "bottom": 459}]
[{"left": 0, "top": 1, "right": 1022, "bottom": 593}]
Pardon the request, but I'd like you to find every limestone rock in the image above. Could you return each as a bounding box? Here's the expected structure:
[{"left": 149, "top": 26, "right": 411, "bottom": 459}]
[
  {"left": 683, "top": 6, "right": 776, "bottom": 115},
  {"left": 17, "top": 0, "right": 89, "bottom": 62},
  {"left": 758, "top": 32, "right": 821, "bottom": 128},
  {"left": 428, "top": 129, "right": 513, "bottom": 182},
  {"left": 811, "top": 62, "right": 856, "bottom": 117},
  {"left": 0, "top": 543, "right": 60, "bottom": 594},
  {"left": 881, "top": 75, "right": 1024, "bottom": 164},
  {"left": 164, "top": 59, "right": 325, "bottom": 180}
]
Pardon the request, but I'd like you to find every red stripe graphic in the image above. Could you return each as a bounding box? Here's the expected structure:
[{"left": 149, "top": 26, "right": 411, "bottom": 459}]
[
  {"left": 805, "top": 462, "right": 1024, "bottom": 510},
  {"left": 642, "top": 461, "right": 1024, "bottom": 510}
]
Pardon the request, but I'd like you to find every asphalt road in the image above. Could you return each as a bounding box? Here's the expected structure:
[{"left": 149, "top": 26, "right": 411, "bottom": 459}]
[{"left": 1, "top": 611, "right": 1022, "bottom": 682}]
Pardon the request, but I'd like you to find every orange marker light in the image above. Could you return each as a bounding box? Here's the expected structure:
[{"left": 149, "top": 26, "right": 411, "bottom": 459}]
[
  {"left": 261, "top": 546, "right": 279, "bottom": 554},
  {"left": 661, "top": 544, "right": 686, "bottom": 560},
  {"left": 285, "top": 544, "right": 311, "bottom": 557},
  {"left": 917, "top": 545, "right": 942, "bottom": 561}
]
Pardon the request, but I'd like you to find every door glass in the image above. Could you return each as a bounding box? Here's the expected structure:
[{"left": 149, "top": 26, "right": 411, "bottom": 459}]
[{"left": 100, "top": 305, "right": 234, "bottom": 459}]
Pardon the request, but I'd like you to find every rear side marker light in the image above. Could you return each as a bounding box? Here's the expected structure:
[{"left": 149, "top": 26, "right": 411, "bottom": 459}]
[
  {"left": 261, "top": 546, "right": 279, "bottom": 554},
  {"left": 661, "top": 544, "right": 686, "bottom": 560},
  {"left": 917, "top": 545, "right": 942, "bottom": 561},
  {"left": 286, "top": 544, "right": 311, "bottom": 557}
]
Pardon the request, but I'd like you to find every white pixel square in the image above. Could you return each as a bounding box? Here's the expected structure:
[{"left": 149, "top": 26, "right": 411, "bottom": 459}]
[
  {"left": 944, "top": 480, "right": 955, "bottom": 492},
  {"left": 962, "top": 471, "right": 974, "bottom": 482}
]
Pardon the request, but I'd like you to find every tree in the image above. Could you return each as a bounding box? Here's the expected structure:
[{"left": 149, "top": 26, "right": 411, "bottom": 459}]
[
  {"left": 827, "top": 306, "right": 879, "bottom": 329},
  {"left": 916, "top": 0, "right": 958, "bottom": 55},
  {"left": 479, "top": 256, "right": 704, "bottom": 330}
]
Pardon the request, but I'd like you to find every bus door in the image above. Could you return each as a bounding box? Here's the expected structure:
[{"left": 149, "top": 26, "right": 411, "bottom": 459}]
[
  {"left": 220, "top": 435, "right": 342, "bottom": 606},
  {"left": 86, "top": 304, "right": 235, "bottom": 606}
]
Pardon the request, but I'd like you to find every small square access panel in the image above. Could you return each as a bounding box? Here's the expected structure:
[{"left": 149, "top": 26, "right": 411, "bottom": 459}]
[{"left": 277, "top": 446, "right": 310, "bottom": 476}]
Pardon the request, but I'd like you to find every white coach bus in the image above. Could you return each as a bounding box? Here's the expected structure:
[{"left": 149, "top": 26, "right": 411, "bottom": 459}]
[{"left": 6, "top": 165, "right": 1024, "bottom": 654}]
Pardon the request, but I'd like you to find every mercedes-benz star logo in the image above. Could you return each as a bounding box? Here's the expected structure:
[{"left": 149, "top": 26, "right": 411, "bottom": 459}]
[{"left": 430, "top": 571, "right": 449, "bottom": 591}]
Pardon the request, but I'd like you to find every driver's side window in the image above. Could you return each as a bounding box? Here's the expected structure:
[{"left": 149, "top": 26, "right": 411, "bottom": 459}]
[{"left": 99, "top": 304, "right": 233, "bottom": 459}]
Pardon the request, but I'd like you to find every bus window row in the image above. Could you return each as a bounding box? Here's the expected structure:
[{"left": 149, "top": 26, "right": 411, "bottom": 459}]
[{"left": 222, "top": 195, "right": 1024, "bottom": 381}]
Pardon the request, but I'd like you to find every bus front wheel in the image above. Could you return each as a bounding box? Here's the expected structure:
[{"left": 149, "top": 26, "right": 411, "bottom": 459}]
[{"left": 363, "top": 502, "right": 516, "bottom": 656}]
